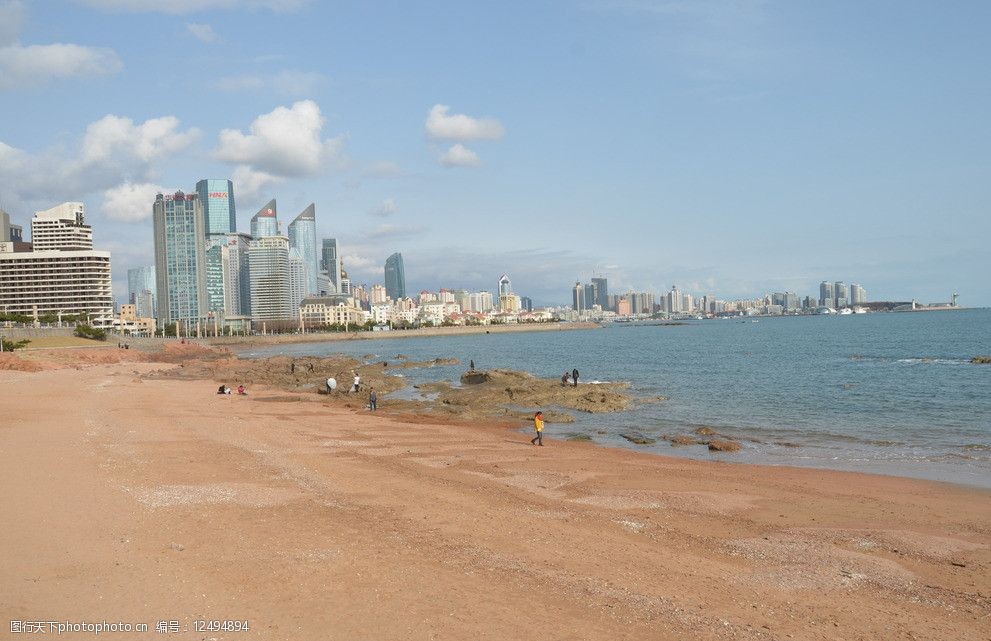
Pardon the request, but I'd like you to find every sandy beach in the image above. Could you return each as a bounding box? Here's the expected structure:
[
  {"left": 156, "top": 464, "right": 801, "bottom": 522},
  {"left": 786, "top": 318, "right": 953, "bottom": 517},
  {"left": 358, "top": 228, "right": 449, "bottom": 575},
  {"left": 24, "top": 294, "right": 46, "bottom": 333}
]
[{"left": 1, "top": 347, "right": 988, "bottom": 640}]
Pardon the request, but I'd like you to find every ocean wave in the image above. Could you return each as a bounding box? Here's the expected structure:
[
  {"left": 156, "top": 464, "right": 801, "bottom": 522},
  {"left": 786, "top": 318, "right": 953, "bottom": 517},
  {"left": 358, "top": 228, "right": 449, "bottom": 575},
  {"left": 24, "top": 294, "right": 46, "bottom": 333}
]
[{"left": 849, "top": 354, "right": 971, "bottom": 365}]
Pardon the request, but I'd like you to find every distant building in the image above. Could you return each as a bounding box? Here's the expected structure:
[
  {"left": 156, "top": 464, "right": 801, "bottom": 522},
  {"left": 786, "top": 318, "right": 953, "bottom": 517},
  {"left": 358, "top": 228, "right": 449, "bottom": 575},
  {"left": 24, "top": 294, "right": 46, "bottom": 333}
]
[
  {"left": 834, "top": 281, "right": 848, "bottom": 309},
  {"left": 384, "top": 252, "right": 406, "bottom": 300},
  {"left": 850, "top": 283, "right": 867, "bottom": 305},
  {"left": 591, "top": 277, "right": 608, "bottom": 309},
  {"left": 288, "top": 246, "right": 307, "bottom": 313},
  {"left": 369, "top": 284, "right": 388, "bottom": 305},
  {"left": 819, "top": 281, "right": 834, "bottom": 307},
  {"left": 667, "top": 285, "right": 682, "bottom": 313},
  {"left": 288, "top": 204, "right": 318, "bottom": 296},
  {"left": 468, "top": 291, "right": 493, "bottom": 313},
  {"left": 221, "top": 233, "right": 252, "bottom": 317},
  {"left": 153, "top": 192, "right": 207, "bottom": 324},
  {"left": 498, "top": 274, "right": 512, "bottom": 297},
  {"left": 320, "top": 238, "right": 341, "bottom": 294},
  {"left": 250, "top": 199, "right": 279, "bottom": 238},
  {"left": 127, "top": 265, "right": 156, "bottom": 318},
  {"left": 572, "top": 282, "right": 585, "bottom": 312},
  {"left": 520, "top": 296, "right": 533, "bottom": 312},
  {"left": 248, "top": 235, "right": 292, "bottom": 321}
]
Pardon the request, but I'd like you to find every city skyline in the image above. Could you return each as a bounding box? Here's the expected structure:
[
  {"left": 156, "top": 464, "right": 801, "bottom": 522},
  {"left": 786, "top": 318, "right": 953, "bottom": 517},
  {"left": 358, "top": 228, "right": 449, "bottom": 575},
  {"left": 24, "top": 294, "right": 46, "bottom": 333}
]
[{"left": 0, "top": 2, "right": 988, "bottom": 306}]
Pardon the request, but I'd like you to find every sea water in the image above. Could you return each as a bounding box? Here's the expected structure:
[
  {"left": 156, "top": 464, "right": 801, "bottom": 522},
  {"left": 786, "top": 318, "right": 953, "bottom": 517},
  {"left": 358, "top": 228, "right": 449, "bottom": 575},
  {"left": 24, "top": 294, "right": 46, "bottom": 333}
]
[{"left": 242, "top": 308, "right": 991, "bottom": 488}]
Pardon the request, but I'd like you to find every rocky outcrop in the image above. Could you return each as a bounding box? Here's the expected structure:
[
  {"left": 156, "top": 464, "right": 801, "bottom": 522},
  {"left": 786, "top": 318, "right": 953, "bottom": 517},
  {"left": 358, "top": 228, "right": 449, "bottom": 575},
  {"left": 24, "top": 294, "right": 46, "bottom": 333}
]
[
  {"left": 708, "top": 439, "right": 742, "bottom": 452},
  {"left": 971, "top": 356, "right": 991, "bottom": 364}
]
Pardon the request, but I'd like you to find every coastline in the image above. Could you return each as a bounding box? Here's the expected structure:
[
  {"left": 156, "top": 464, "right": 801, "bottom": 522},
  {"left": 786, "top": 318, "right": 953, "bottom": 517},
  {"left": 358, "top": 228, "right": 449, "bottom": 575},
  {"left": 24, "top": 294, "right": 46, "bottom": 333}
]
[
  {"left": 204, "top": 320, "right": 600, "bottom": 347},
  {"left": 2, "top": 348, "right": 988, "bottom": 640}
]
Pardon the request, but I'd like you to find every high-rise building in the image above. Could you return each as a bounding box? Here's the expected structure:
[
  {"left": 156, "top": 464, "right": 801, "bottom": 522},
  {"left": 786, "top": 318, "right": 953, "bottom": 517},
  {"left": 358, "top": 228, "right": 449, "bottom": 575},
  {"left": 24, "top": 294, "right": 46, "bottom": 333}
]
[
  {"left": 369, "top": 284, "right": 388, "bottom": 304},
  {"left": 584, "top": 283, "right": 597, "bottom": 310},
  {"left": 819, "top": 281, "right": 834, "bottom": 307},
  {"left": 221, "top": 233, "right": 252, "bottom": 317},
  {"left": 384, "top": 252, "right": 406, "bottom": 300},
  {"left": 153, "top": 192, "right": 207, "bottom": 324},
  {"left": 127, "top": 265, "right": 156, "bottom": 318},
  {"left": 0, "top": 206, "right": 112, "bottom": 322},
  {"left": 850, "top": 283, "right": 867, "bottom": 305},
  {"left": 250, "top": 199, "right": 278, "bottom": 238},
  {"left": 468, "top": 291, "right": 493, "bottom": 312},
  {"left": 834, "top": 281, "right": 848, "bottom": 309},
  {"left": 195, "top": 179, "right": 236, "bottom": 235},
  {"left": 498, "top": 274, "right": 512, "bottom": 297},
  {"left": 248, "top": 236, "right": 292, "bottom": 320},
  {"left": 31, "top": 202, "right": 92, "bottom": 251},
  {"left": 667, "top": 285, "right": 682, "bottom": 313},
  {"left": 288, "top": 246, "right": 307, "bottom": 312},
  {"left": 520, "top": 296, "right": 533, "bottom": 312},
  {"left": 591, "top": 277, "right": 608, "bottom": 309},
  {"left": 572, "top": 282, "right": 585, "bottom": 312},
  {"left": 320, "top": 238, "right": 341, "bottom": 294},
  {"left": 288, "top": 204, "right": 318, "bottom": 296}
]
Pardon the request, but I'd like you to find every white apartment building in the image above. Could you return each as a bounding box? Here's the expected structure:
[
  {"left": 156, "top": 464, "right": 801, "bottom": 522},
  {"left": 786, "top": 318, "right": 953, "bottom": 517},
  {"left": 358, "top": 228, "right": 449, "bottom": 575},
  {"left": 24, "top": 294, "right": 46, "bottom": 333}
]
[
  {"left": 369, "top": 284, "right": 388, "bottom": 305},
  {"left": 31, "top": 202, "right": 92, "bottom": 251},
  {"left": 0, "top": 202, "right": 112, "bottom": 323},
  {"left": 248, "top": 236, "right": 292, "bottom": 320}
]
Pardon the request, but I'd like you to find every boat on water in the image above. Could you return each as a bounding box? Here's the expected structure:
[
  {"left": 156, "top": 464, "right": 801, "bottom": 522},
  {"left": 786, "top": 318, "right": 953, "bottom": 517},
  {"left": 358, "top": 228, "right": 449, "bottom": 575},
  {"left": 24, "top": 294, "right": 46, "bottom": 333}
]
[{"left": 839, "top": 308, "right": 854, "bottom": 315}]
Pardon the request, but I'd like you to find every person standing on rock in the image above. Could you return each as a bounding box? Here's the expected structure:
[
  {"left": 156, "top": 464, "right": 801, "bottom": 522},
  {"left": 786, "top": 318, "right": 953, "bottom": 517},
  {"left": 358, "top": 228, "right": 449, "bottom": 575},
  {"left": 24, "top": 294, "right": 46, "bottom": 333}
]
[
  {"left": 326, "top": 377, "right": 337, "bottom": 393},
  {"left": 530, "top": 411, "right": 545, "bottom": 446},
  {"left": 369, "top": 388, "right": 377, "bottom": 411},
  {"left": 561, "top": 371, "right": 571, "bottom": 386},
  {"left": 572, "top": 368, "right": 579, "bottom": 387},
  {"left": 352, "top": 372, "right": 361, "bottom": 393}
]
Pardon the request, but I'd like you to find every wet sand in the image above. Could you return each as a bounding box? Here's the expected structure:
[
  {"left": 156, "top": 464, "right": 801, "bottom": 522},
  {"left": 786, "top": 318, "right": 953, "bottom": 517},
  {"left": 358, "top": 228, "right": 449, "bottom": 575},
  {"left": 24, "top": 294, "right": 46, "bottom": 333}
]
[{"left": 1, "top": 350, "right": 989, "bottom": 640}]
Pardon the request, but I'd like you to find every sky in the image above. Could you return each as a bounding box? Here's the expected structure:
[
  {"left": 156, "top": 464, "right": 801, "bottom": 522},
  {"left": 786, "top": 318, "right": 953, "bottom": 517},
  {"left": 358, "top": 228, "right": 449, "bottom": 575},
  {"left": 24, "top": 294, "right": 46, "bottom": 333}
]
[{"left": 0, "top": 0, "right": 988, "bottom": 306}]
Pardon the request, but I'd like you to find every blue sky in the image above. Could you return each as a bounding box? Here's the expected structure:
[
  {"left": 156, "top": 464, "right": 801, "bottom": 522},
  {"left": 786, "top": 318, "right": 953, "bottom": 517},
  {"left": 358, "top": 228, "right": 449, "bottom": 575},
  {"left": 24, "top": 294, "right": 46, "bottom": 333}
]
[{"left": 1, "top": 0, "right": 988, "bottom": 306}]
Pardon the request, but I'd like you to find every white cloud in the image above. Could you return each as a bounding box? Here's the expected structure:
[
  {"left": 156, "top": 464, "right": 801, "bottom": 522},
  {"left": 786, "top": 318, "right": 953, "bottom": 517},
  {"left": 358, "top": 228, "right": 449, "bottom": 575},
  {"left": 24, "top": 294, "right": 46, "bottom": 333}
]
[
  {"left": 425, "top": 104, "right": 505, "bottom": 141},
  {"left": 368, "top": 198, "right": 397, "bottom": 217},
  {"left": 214, "top": 100, "right": 346, "bottom": 176},
  {"left": 231, "top": 165, "right": 284, "bottom": 203},
  {"left": 439, "top": 143, "right": 480, "bottom": 168},
  {"left": 0, "top": 1, "right": 26, "bottom": 46},
  {"left": 81, "top": 114, "right": 201, "bottom": 165},
  {"left": 101, "top": 182, "right": 173, "bottom": 222},
  {"left": 0, "top": 43, "right": 122, "bottom": 90},
  {"left": 217, "top": 70, "right": 324, "bottom": 96},
  {"left": 0, "top": 113, "right": 199, "bottom": 213},
  {"left": 78, "top": 0, "right": 308, "bottom": 14},
  {"left": 185, "top": 22, "right": 218, "bottom": 43}
]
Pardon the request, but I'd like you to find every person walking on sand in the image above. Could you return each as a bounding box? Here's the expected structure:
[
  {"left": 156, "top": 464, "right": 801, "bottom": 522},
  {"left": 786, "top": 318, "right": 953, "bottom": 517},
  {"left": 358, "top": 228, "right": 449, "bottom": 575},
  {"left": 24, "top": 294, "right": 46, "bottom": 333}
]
[
  {"left": 530, "top": 411, "right": 545, "bottom": 446},
  {"left": 572, "top": 368, "right": 579, "bottom": 387},
  {"left": 369, "top": 388, "right": 377, "bottom": 411}
]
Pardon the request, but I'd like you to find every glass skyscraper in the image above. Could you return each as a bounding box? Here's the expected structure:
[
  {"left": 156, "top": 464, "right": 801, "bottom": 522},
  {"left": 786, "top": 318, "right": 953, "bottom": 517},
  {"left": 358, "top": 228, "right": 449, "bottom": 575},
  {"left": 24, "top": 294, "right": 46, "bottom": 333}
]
[
  {"left": 250, "top": 199, "right": 279, "bottom": 238},
  {"left": 288, "top": 204, "right": 318, "bottom": 296},
  {"left": 195, "top": 179, "right": 236, "bottom": 235},
  {"left": 321, "top": 238, "right": 341, "bottom": 294},
  {"left": 127, "top": 265, "right": 156, "bottom": 318},
  {"left": 384, "top": 252, "right": 406, "bottom": 300},
  {"left": 153, "top": 192, "right": 207, "bottom": 323}
]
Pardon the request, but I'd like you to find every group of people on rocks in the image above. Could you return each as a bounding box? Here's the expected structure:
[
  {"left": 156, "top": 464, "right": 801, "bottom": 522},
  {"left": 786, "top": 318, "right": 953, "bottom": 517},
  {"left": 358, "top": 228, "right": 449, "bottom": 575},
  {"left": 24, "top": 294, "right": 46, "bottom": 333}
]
[
  {"left": 325, "top": 372, "right": 377, "bottom": 411},
  {"left": 560, "top": 368, "right": 580, "bottom": 387}
]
